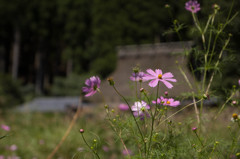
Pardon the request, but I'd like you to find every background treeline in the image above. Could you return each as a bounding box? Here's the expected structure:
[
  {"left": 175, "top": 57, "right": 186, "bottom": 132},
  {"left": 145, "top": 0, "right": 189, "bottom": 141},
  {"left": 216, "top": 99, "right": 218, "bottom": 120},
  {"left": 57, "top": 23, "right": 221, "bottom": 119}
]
[{"left": 0, "top": 0, "right": 239, "bottom": 107}]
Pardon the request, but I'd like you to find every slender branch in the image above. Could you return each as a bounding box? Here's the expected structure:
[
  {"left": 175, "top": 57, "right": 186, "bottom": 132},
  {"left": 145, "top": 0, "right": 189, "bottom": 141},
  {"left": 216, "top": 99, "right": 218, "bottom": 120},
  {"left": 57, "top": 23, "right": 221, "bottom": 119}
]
[{"left": 47, "top": 97, "right": 82, "bottom": 159}]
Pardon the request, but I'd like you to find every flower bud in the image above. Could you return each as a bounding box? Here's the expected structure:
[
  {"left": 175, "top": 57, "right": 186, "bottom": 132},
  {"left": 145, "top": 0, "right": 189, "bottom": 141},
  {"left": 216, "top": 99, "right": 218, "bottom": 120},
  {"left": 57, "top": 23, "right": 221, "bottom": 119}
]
[
  {"left": 192, "top": 127, "right": 197, "bottom": 132},
  {"left": 140, "top": 88, "right": 145, "bottom": 92},
  {"left": 232, "top": 101, "right": 237, "bottom": 105},
  {"left": 107, "top": 77, "right": 115, "bottom": 86},
  {"left": 79, "top": 129, "right": 84, "bottom": 133},
  {"left": 212, "top": 4, "right": 220, "bottom": 10},
  {"left": 164, "top": 91, "right": 168, "bottom": 96},
  {"left": 133, "top": 67, "right": 139, "bottom": 73},
  {"left": 203, "top": 94, "right": 207, "bottom": 99},
  {"left": 165, "top": 4, "right": 170, "bottom": 8}
]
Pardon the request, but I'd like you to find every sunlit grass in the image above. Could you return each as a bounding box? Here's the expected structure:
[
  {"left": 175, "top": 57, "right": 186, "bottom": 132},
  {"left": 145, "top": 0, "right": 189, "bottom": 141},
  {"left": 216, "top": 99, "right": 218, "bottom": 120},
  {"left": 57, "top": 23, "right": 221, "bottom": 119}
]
[{"left": 0, "top": 105, "right": 239, "bottom": 158}]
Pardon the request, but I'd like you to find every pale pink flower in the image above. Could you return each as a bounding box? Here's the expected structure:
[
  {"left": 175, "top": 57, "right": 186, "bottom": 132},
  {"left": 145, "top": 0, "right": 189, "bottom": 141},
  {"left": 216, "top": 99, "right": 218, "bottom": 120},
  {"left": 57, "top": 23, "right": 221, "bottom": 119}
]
[
  {"left": 131, "top": 101, "right": 150, "bottom": 118},
  {"left": 143, "top": 69, "right": 176, "bottom": 88},
  {"left": 1, "top": 125, "right": 10, "bottom": 131},
  {"left": 77, "top": 147, "right": 84, "bottom": 152},
  {"left": 102, "top": 146, "right": 109, "bottom": 152},
  {"left": 9, "top": 145, "right": 17, "bottom": 151},
  {"left": 118, "top": 104, "right": 129, "bottom": 111},
  {"left": 82, "top": 76, "right": 101, "bottom": 97},
  {"left": 0, "top": 155, "right": 4, "bottom": 159},
  {"left": 238, "top": 79, "right": 240, "bottom": 86}
]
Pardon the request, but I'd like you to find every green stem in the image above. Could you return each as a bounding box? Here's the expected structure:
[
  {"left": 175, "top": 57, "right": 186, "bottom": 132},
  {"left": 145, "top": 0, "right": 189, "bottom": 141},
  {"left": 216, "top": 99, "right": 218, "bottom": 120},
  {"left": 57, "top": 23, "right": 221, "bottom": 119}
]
[
  {"left": 147, "top": 83, "right": 160, "bottom": 158},
  {"left": 81, "top": 133, "right": 101, "bottom": 159},
  {"left": 194, "top": 132, "right": 204, "bottom": 148},
  {"left": 214, "top": 91, "right": 235, "bottom": 120},
  {"left": 112, "top": 85, "right": 147, "bottom": 156}
]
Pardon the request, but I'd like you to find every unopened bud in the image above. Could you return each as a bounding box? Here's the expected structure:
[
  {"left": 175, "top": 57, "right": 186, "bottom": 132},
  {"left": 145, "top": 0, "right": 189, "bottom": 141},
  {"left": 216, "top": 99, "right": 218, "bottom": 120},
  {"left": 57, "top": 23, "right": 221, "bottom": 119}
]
[
  {"left": 192, "top": 127, "right": 197, "bottom": 132},
  {"left": 165, "top": 4, "right": 170, "bottom": 8},
  {"left": 203, "top": 94, "right": 207, "bottom": 99},
  {"left": 164, "top": 91, "right": 168, "bottom": 96},
  {"left": 79, "top": 129, "right": 84, "bottom": 133},
  {"left": 107, "top": 77, "right": 115, "bottom": 86},
  {"left": 140, "top": 88, "right": 145, "bottom": 92},
  {"left": 133, "top": 67, "right": 139, "bottom": 73},
  {"left": 232, "top": 101, "right": 237, "bottom": 105},
  {"left": 212, "top": 4, "right": 220, "bottom": 10}
]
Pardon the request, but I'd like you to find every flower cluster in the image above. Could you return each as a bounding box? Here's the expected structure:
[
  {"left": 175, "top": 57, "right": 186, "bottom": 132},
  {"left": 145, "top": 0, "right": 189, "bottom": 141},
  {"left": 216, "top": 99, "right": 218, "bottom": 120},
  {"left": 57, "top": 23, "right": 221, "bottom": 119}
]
[
  {"left": 82, "top": 68, "right": 180, "bottom": 121},
  {"left": 152, "top": 96, "right": 180, "bottom": 107}
]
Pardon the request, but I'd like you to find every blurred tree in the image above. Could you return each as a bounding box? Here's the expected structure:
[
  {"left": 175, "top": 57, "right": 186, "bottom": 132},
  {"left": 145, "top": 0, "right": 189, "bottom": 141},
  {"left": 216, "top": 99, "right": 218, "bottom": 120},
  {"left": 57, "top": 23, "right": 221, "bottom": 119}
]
[{"left": 0, "top": 0, "right": 239, "bottom": 99}]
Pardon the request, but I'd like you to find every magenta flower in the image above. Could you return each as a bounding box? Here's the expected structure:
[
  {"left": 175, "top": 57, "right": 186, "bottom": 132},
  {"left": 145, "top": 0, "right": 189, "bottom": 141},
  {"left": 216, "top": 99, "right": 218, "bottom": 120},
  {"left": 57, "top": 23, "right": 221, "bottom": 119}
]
[
  {"left": 122, "top": 149, "right": 133, "bottom": 156},
  {"left": 130, "top": 72, "right": 145, "bottom": 82},
  {"left": 118, "top": 103, "right": 129, "bottom": 111},
  {"left": 238, "top": 79, "right": 240, "bottom": 86},
  {"left": 82, "top": 76, "right": 101, "bottom": 97},
  {"left": 185, "top": 0, "right": 201, "bottom": 13},
  {"left": 1, "top": 124, "right": 10, "bottom": 131},
  {"left": 143, "top": 69, "right": 176, "bottom": 88},
  {"left": 152, "top": 96, "right": 180, "bottom": 107},
  {"left": 131, "top": 101, "right": 150, "bottom": 118}
]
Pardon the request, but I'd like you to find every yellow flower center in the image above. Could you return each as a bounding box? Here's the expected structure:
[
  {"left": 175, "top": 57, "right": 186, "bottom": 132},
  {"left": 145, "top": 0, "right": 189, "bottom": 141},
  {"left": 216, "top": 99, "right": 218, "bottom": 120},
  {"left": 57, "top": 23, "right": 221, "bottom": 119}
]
[
  {"left": 166, "top": 101, "right": 170, "bottom": 104},
  {"left": 232, "top": 113, "right": 238, "bottom": 119},
  {"left": 158, "top": 74, "right": 162, "bottom": 79}
]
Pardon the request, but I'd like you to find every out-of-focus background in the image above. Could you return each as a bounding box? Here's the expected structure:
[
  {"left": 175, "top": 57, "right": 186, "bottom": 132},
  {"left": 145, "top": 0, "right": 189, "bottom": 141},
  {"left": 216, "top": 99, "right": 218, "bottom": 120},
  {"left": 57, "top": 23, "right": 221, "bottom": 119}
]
[
  {"left": 0, "top": 0, "right": 239, "bottom": 108},
  {"left": 0, "top": 0, "right": 240, "bottom": 158}
]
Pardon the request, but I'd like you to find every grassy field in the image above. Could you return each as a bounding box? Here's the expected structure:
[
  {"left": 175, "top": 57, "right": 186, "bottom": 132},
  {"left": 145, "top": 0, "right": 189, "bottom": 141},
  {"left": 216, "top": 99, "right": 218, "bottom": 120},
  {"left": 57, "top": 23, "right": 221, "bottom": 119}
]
[{"left": 0, "top": 105, "right": 239, "bottom": 159}]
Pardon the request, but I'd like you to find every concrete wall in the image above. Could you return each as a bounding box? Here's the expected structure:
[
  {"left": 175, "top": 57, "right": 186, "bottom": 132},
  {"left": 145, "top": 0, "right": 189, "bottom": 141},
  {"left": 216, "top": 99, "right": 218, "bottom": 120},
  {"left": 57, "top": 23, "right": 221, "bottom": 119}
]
[{"left": 88, "top": 41, "right": 196, "bottom": 103}]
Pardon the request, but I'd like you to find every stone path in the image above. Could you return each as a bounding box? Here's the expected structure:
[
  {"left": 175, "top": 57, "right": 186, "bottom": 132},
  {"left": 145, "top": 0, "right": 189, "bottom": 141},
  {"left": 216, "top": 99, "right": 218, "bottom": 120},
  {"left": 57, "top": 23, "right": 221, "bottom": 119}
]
[{"left": 15, "top": 96, "right": 91, "bottom": 112}]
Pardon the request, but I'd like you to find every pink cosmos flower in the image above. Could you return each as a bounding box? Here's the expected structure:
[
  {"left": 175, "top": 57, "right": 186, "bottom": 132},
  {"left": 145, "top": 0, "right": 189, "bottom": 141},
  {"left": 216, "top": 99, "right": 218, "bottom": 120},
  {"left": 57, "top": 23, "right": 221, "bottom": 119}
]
[
  {"left": 122, "top": 149, "right": 133, "bottom": 156},
  {"left": 1, "top": 124, "right": 10, "bottom": 131},
  {"left": 130, "top": 72, "right": 145, "bottom": 82},
  {"left": 9, "top": 145, "right": 17, "bottom": 151},
  {"left": 185, "top": 0, "right": 201, "bottom": 13},
  {"left": 152, "top": 96, "right": 180, "bottom": 107},
  {"left": 102, "top": 146, "right": 109, "bottom": 152},
  {"left": 82, "top": 76, "right": 101, "bottom": 97},
  {"left": 143, "top": 69, "right": 176, "bottom": 88},
  {"left": 131, "top": 101, "right": 150, "bottom": 118},
  {"left": 0, "top": 155, "right": 4, "bottom": 159},
  {"left": 238, "top": 79, "right": 240, "bottom": 86},
  {"left": 118, "top": 103, "right": 129, "bottom": 111}
]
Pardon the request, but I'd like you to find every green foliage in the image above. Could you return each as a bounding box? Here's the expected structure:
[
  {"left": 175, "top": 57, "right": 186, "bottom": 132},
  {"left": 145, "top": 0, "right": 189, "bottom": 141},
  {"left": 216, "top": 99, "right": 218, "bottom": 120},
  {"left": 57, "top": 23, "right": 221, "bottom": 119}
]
[{"left": 0, "top": 74, "right": 23, "bottom": 108}]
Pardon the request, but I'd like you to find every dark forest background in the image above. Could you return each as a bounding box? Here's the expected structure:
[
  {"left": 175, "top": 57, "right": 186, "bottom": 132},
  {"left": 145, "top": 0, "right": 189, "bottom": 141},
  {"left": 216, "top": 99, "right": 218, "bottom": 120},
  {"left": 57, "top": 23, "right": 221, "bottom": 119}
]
[{"left": 0, "top": 0, "right": 239, "bottom": 107}]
